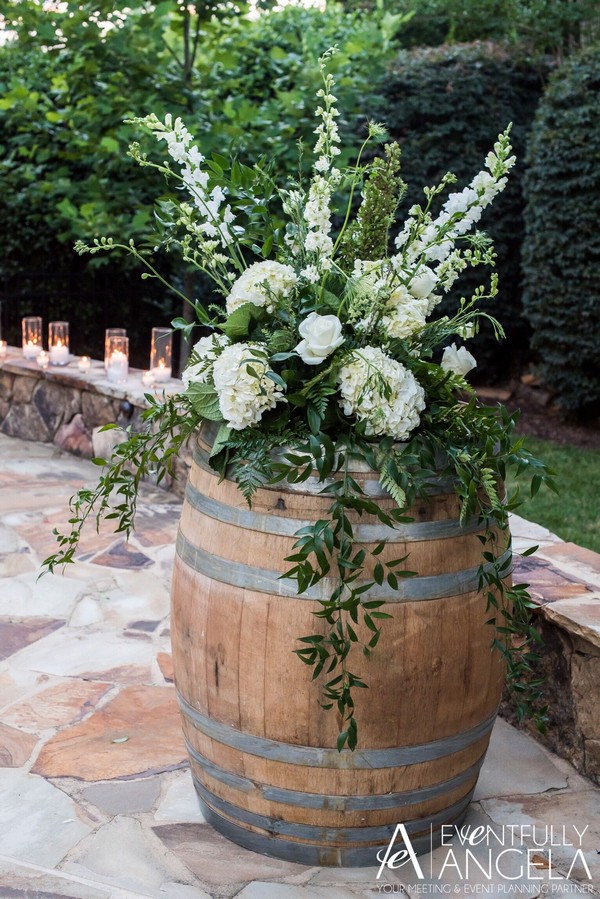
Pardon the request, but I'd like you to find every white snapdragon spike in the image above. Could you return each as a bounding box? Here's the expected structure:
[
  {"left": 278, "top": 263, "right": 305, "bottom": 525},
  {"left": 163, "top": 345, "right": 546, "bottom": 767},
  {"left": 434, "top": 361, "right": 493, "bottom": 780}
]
[
  {"left": 441, "top": 343, "right": 477, "bottom": 376},
  {"left": 225, "top": 261, "right": 297, "bottom": 315},
  {"left": 337, "top": 347, "right": 426, "bottom": 440},
  {"left": 295, "top": 313, "right": 344, "bottom": 365},
  {"left": 182, "top": 333, "right": 230, "bottom": 387},
  {"left": 136, "top": 113, "right": 235, "bottom": 250},
  {"left": 300, "top": 265, "right": 320, "bottom": 284},
  {"left": 212, "top": 343, "right": 285, "bottom": 430},
  {"left": 303, "top": 59, "right": 342, "bottom": 269},
  {"left": 391, "top": 127, "right": 515, "bottom": 273}
]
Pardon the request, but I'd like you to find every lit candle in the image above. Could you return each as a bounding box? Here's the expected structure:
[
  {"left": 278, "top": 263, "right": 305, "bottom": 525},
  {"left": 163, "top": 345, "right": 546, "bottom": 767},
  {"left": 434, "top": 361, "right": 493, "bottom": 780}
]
[
  {"left": 0, "top": 340, "right": 6, "bottom": 358},
  {"left": 141, "top": 370, "right": 155, "bottom": 387},
  {"left": 107, "top": 350, "right": 128, "bottom": 383},
  {"left": 49, "top": 339, "right": 69, "bottom": 366},
  {"left": 77, "top": 355, "right": 91, "bottom": 372},
  {"left": 22, "top": 316, "right": 43, "bottom": 358},
  {"left": 151, "top": 358, "right": 171, "bottom": 383},
  {"left": 36, "top": 350, "right": 49, "bottom": 369},
  {"left": 23, "top": 340, "right": 38, "bottom": 360}
]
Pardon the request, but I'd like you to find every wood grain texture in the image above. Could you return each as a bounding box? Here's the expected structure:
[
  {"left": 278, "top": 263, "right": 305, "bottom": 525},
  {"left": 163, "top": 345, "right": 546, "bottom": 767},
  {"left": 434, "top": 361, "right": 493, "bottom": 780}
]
[{"left": 170, "top": 435, "right": 509, "bottom": 864}]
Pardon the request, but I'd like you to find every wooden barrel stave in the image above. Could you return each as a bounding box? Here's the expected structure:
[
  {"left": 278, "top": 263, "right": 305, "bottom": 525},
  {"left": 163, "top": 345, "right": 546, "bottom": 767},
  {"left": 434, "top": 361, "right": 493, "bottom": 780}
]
[{"left": 170, "top": 434, "right": 508, "bottom": 865}]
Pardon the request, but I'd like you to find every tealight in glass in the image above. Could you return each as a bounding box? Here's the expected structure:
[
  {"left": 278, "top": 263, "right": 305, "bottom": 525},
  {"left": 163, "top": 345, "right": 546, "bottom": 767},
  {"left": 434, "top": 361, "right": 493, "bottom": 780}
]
[
  {"left": 105, "top": 328, "right": 127, "bottom": 371},
  {"left": 150, "top": 327, "right": 172, "bottom": 382},
  {"left": 48, "top": 321, "right": 70, "bottom": 366},
  {"left": 22, "top": 316, "right": 43, "bottom": 359},
  {"left": 106, "top": 335, "right": 129, "bottom": 384}
]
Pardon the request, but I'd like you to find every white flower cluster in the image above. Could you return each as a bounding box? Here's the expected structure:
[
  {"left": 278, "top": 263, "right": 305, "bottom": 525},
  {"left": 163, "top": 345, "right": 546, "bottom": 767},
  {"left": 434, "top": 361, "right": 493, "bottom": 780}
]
[
  {"left": 392, "top": 128, "right": 515, "bottom": 273},
  {"left": 182, "top": 333, "right": 230, "bottom": 387},
  {"left": 225, "top": 260, "right": 298, "bottom": 315},
  {"left": 303, "top": 65, "right": 342, "bottom": 269},
  {"left": 337, "top": 346, "right": 426, "bottom": 441},
  {"left": 353, "top": 261, "right": 434, "bottom": 341},
  {"left": 212, "top": 343, "right": 285, "bottom": 430},
  {"left": 141, "top": 113, "right": 235, "bottom": 248}
]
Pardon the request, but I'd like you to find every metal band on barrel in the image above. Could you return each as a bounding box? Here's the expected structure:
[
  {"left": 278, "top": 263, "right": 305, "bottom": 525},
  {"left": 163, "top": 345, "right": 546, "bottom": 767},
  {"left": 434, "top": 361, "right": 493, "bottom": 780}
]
[
  {"left": 184, "top": 735, "right": 485, "bottom": 810},
  {"left": 177, "top": 691, "right": 496, "bottom": 768},
  {"left": 192, "top": 772, "right": 474, "bottom": 844},
  {"left": 175, "top": 530, "right": 511, "bottom": 603},
  {"left": 184, "top": 481, "right": 481, "bottom": 542},
  {"left": 192, "top": 787, "right": 468, "bottom": 866}
]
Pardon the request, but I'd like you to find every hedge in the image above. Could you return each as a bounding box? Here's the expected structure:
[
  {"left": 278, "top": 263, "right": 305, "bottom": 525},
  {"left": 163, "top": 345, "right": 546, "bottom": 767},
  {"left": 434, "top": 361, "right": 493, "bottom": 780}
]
[
  {"left": 521, "top": 45, "right": 600, "bottom": 418},
  {"left": 380, "top": 42, "right": 548, "bottom": 381}
]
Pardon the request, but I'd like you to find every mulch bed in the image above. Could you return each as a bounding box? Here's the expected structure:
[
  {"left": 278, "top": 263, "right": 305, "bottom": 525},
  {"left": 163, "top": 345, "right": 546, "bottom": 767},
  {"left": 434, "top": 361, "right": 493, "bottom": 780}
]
[{"left": 477, "top": 379, "right": 600, "bottom": 452}]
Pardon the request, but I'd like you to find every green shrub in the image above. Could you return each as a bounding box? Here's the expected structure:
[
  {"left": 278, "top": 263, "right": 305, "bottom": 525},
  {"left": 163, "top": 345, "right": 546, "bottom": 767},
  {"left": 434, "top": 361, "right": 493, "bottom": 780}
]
[
  {"left": 521, "top": 45, "right": 600, "bottom": 418},
  {"left": 380, "top": 43, "right": 548, "bottom": 380},
  {"left": 0, "top": 2, "right": 397, "bottom": 364}
]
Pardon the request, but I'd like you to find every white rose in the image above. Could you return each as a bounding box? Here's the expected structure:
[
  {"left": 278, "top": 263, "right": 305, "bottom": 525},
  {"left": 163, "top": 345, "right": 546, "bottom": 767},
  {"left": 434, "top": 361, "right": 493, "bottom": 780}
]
[
  {"left": 408, "top": 266, "right": 437, "bottom": 300},
  {"left": 295, "top": 312, "right": 344, "bottom": 366},
  {"left": 441, "top": 343, "right": 477, "bottom": 377}
]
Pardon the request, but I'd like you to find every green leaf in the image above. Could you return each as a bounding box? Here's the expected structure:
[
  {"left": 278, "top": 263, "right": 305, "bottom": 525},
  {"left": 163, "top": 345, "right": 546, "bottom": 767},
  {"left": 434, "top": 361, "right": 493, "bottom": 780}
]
[
  {"left": 223, "top": 303, "right": 264, "bottom": 340},
  {"left": 186, "top": 383, "right": 222, "bottom": 421}
]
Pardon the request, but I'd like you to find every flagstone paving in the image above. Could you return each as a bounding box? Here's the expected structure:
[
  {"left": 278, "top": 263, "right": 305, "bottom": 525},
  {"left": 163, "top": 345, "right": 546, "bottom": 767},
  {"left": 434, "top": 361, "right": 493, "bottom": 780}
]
[{"left": 0, "top": 431, "right": 599, "bottom": 899}]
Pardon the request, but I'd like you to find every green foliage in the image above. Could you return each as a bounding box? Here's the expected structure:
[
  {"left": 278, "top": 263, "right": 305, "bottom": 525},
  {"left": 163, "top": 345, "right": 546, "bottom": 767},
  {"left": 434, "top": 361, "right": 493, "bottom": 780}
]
[
  {"left": 0, "top": 0, "right": 399, "bottom": 358},
  {"left": 521, "top": 45, "right": 600, "bottom": 418},
  {"left": 379, "top": 43, "right": 547, "bottom": 381},
  {"left": 390, "top": 0, "right": 599, "bottom": 59},
  {"left": 508, "top": 436, "right": 600, "bottom": 553}
]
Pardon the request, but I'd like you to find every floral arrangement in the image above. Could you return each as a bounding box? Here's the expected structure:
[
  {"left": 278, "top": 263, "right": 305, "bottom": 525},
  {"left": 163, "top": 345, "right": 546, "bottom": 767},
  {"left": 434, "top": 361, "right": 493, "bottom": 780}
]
[{"left": 45, "top": 50, "right": 553, "bottom": 750}]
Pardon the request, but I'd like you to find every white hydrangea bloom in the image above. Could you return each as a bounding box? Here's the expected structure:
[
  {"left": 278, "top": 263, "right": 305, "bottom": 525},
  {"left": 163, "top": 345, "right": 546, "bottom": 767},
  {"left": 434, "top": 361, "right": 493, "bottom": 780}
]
[
  {"left": 382, "top": 288, "right": 429, "bottom": 340},
  {"left": 213, "top": 343, "right": 285, "bottom": 430},
  {"left": 225, "top": 261, "right": 297, "bottom": 315},
  {"left": 182, "top": 333, "right": 230, "bottom": 387},
  {"left": 337, "top": 347, "right": 426, "bottom": 440}
]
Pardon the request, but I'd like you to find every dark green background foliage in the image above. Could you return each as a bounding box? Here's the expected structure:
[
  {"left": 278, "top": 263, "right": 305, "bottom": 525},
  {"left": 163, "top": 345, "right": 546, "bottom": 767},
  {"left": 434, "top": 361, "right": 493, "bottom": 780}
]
[
  {"left": 0, "top": 2, "right": 194, "bottom": 365},
  {"left": 0, "top": 0, "right": 597, "bottom": 379},
  {"left": 0, "top": 1, "right": 398, "bottom": 366},
  {"left": 521, "top": 45, "right": 600, "bottom": 418},
  {"left": 380, "top": 44, "right": 548, "bottom": 380}
]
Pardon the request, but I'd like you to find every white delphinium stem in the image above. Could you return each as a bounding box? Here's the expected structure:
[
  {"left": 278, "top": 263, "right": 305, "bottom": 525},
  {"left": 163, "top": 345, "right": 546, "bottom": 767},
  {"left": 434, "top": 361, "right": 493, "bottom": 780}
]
[
  {"left": 302, "top": 50, "right": 342, "bottom": 275},
  {"left": 127, "top": 114, "right": 246, "bottom": 277},
  {"left": 390, "top": 127, "right": 515, "bottom": 304}
]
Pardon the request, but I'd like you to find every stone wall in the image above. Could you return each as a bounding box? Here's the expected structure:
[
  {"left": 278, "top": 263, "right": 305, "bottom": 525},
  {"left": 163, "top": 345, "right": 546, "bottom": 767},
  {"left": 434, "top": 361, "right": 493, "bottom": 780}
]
[{"left": 0, "top": 345, "right": 190, "bottom": 493}]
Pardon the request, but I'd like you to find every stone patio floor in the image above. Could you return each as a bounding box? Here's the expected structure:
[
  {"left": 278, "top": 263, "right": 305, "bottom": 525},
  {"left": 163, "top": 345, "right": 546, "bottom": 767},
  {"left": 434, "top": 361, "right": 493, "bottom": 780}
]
[{"left": 0, "top": 431, "right": 599, "bottom": 899}]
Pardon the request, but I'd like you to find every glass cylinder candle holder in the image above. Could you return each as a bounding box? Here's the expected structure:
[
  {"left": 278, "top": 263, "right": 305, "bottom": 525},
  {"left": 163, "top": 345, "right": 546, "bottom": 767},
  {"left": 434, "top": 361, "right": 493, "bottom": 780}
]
[
  {"left": 0, "top": 340, "right": 7, "bottom": 358},
  {"left": 105, "top": 328, "right": 127, "bottom": 370},
  {"left": 106, "top": 335, "right": 129, "bottom": 384},
  {"left": 150, "top": 327, "right": 172, "bottom": 382},
  {"left": 22, "top": 316, "right": 43, "bottom": 359},
  {"left": 48, "top": 321, "right": 70, "bottom": 366}
]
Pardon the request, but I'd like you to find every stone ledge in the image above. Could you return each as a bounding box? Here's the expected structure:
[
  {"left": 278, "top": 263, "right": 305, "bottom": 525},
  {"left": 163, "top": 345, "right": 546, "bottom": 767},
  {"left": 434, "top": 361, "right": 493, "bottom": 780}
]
[
  {"left": 507, "top": 545, "right": 600, "bottom": 784},
  {"left": 0, "top": 345, "right": 189, "bottom": 494}
]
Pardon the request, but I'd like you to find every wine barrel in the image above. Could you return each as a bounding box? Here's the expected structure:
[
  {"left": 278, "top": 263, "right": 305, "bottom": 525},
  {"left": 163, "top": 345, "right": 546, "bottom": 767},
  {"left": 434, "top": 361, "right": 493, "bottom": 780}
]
[{"left": 170, "top": 429, "right": 509, "bottom": 867}]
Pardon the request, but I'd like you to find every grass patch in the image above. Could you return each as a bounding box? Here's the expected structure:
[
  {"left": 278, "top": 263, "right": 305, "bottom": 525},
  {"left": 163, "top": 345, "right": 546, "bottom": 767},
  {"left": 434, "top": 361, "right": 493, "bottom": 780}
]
[{"left": 508, "top": 436, "right": 600, "bottom": 553}]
